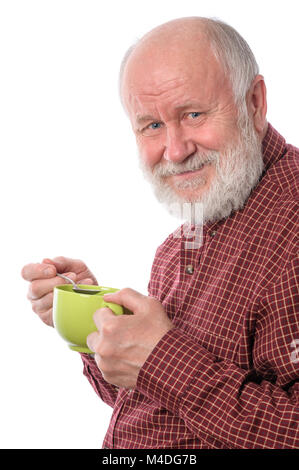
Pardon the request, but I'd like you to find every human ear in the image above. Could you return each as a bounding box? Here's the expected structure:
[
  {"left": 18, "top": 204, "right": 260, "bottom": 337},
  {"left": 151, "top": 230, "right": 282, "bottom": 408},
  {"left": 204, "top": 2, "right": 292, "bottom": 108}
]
[{"left": 246, "top": 75, "right": 267, "bottom": 136}]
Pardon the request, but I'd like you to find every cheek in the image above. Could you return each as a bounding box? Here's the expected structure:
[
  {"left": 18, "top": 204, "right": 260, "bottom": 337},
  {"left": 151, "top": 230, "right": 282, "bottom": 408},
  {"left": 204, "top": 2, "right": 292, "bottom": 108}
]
[
  {"left": 192, "top": 119, "right": 239, "bottom": 151},
  {"left": 137, "top": 137, "right": 164, "bottom": 169},
  {"left": 193, "top": 127, "right": 227, "bottom": 151}
]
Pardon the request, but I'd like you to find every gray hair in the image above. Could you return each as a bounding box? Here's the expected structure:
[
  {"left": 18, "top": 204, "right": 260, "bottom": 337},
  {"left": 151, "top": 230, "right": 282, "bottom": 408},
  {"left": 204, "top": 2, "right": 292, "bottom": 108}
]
[{"left": 118, "top": 17, "right": 259, "bottom": 109}]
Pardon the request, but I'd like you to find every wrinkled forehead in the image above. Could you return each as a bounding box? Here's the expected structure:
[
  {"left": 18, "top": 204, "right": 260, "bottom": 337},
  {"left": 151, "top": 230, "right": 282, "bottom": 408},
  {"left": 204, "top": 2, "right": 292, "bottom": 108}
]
[
  {"left": 123, "top": 32, "right": 214, "bottom": 85},
  {"left": 121, "top": 39, "right": 228, "bottom": 117}
]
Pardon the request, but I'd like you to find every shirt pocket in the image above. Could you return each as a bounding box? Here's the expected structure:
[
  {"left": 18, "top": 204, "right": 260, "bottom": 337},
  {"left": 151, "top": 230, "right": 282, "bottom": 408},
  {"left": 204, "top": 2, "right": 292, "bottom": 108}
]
[{"left": 183, "top": 323, "right": 239, "bottom": 362}]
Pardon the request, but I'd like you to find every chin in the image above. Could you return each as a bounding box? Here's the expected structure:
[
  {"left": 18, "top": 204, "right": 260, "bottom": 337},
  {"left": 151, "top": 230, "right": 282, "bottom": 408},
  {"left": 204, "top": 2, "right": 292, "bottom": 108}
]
[{"left": 172, "top": 184, "right": 210, "bottom": 203}]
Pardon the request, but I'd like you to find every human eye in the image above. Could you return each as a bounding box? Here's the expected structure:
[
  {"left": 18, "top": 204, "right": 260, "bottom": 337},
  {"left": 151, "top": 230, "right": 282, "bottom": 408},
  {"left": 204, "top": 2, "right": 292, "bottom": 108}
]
[
  {"left": 148, "top": 121, "right": 163, "bottom": 130},
  {"left": 141, "top": 121, "right": 164, "bottom": 136},
  {"left": 184, "top": 111, "right": 205, "bottom": 127},
  {"left": 187, "top": 112, "right": 202, "bottom": 119}
]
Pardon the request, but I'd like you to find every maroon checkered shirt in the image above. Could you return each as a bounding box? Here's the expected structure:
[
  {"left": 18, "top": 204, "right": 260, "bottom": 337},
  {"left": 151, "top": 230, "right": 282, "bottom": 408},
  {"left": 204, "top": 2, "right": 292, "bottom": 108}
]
[{"left": 81, "top": 124, "right": 299, "bottom": 448}]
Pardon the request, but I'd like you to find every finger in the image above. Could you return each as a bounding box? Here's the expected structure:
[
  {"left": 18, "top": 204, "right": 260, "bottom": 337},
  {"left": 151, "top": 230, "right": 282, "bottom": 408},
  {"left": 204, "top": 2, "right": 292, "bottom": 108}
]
[
  {"left": 93, "top": 307, "right": 115, "bottom": 330},
  {"left": 31, "top": 292, "right": 53, "bottom": 314},
  {"left": 49, "top": 256, "right": 87, "bottom": 275},
  {"left": 42, "top": 258, "right": 56, "bottom": 267},
  {"left": 39, "top": 309, "right": 54, "bottom": 327},
  {"left": 86, "top": 331, "right": 100, "bottom": 352},
  {"left": 29, "top": 272, "right": 77, "bottom": 299},
  {"left": 43, "top": 257, "right": 99, "bottom": 285},
  {"left": 103, "top": 288, "right": 145, "bottom": 314},
  {"left": 77, "top": 278, "right": 94, "bottom": 285},
  {"left": 21, "top": 263, "right": 57, "bottom": 282}
]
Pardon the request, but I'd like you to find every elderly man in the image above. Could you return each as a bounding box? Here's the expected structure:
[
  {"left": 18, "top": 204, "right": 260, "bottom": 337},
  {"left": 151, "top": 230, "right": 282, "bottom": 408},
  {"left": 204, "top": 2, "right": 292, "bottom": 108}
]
[{"left": 22, "top": 17, "right": 299, "bottom": 449}]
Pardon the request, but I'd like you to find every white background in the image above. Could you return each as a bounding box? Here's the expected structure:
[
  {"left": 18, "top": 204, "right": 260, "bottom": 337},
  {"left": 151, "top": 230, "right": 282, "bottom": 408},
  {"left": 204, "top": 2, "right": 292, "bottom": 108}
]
[{"left": 0, "top": 0, "right": 298, "bottom": 449}]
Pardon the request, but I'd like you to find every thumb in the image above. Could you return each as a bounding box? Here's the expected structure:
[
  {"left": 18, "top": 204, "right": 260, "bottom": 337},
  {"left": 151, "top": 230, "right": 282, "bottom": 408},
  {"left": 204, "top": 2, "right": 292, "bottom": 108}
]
[
  {"left": 103, "top": 288, "right": 145, "bottom": 315},
  {"left": 43, "top": 256, "right": 73, "bottom": 274},
  {"left": 63, "top": 272, "right": 77, "bottom": 282},
  {"left": 42, "top": 258, "right": 56, "bottom": 267}
]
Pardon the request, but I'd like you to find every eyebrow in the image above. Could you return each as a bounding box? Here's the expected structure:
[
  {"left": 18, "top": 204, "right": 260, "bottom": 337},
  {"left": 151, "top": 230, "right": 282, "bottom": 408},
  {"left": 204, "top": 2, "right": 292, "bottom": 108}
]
[
  {"left": 136, "top": 114, "right": 157, "bottom": 124},
  {"left": 174, "top": 101, "right": 203, "bottom": 110}
]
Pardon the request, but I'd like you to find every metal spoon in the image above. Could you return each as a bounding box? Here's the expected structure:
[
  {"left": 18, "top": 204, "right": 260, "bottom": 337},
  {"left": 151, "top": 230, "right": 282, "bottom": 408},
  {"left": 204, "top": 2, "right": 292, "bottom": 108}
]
[{"left": 57, "top": 273, "right": 102, "bottom": 295}]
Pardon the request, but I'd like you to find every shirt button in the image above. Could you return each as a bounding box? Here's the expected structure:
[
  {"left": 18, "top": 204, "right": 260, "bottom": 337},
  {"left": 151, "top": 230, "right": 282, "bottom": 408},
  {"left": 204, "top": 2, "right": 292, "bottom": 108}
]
[
  {"left": 185, "top": 264, "right": 194, "bottom": 274},
  {"left": 210, "top": 230, "right": 217, "bottom": 237}
]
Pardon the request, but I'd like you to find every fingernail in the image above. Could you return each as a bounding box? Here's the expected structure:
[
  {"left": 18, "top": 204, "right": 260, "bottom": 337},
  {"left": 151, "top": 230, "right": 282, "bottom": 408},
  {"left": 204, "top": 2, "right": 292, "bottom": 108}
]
[
  {"left": 65, "top": 272, "right": 76, "bottom": 280},
  {"left": 103, "top": 293, "right": 114, "bottom": 299}
]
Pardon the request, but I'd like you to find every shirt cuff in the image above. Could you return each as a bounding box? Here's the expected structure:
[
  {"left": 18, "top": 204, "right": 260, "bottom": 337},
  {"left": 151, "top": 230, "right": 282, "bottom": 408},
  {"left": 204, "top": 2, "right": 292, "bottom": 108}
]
[{"left": 136, "top": 327, "right": 215, "bottom": 414}]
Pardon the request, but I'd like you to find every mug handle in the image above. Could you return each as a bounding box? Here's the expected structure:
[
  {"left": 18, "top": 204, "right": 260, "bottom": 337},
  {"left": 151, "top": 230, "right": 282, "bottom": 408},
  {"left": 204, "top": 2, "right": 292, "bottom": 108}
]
[{"left": 102, "top": 301, "right": 123, "bottom": 316}]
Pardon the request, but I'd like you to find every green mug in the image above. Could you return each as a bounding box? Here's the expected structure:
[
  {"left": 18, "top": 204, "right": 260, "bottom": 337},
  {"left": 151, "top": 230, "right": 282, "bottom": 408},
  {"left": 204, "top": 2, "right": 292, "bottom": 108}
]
[{"left": 53, "top": 284, "right": 123, "bottom": 354}]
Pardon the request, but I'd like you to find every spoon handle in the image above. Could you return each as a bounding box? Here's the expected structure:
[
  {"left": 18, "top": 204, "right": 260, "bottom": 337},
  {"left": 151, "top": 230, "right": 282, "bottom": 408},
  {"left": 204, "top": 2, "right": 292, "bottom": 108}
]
[{"left": 57, "top": 273, "right": 77, "bottom": 288}]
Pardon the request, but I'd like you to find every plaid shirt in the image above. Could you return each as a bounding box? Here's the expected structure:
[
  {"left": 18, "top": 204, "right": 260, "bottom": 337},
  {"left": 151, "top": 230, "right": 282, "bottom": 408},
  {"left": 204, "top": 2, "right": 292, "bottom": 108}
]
[{"left": 81, "top": 124, "right": 299, "bottom": 449}]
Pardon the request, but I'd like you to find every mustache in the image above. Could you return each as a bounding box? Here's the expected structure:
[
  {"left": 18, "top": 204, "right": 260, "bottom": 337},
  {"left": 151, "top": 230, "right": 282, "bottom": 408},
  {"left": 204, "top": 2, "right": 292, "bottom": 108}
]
[{"left": 152, "top": 151, "right": 219, "bottom": 177}]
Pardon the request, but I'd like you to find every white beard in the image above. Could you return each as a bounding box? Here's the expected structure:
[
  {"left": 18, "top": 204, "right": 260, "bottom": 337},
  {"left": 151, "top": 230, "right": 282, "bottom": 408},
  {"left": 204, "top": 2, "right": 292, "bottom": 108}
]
[{"left": 139, "top": 114, "right": 264, "bottom": 225}]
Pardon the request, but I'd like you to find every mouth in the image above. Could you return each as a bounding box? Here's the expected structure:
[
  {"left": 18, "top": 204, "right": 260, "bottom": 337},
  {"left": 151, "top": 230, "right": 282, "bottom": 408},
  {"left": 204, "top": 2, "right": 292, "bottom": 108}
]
[{"left": 168, "top": 162, "right": 213, "bottom": 179}]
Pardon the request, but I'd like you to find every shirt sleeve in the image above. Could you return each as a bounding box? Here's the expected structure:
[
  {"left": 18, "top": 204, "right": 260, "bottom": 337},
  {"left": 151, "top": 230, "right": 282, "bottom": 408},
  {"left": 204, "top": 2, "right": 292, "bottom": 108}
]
[
  {"left": 80, "top": 353, "right": 119, "bottom": 408},
  {"left": 137, "top": 253, "right": 299, "bottom": 448}
]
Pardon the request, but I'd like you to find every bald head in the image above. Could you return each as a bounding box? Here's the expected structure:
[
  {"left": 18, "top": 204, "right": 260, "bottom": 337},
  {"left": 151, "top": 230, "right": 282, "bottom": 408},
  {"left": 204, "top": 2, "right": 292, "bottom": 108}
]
[
  {"left": 132, "top": 16, "right": 210, "bottom": 51},
  {"left": 119, "top": 16, "right": 259, "bottom": 109},
  {"left": 121, "top": 18, "right": 213, "bottom": 107},
  {"left": 122, "top": 20, "right": 223, "bottom": 114}
]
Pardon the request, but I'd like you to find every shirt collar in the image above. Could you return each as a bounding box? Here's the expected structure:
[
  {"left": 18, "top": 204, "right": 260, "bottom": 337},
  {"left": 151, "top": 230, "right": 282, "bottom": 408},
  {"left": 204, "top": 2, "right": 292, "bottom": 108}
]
[{"left": 262, "top": 123, "right": 287, "bottom": 172}]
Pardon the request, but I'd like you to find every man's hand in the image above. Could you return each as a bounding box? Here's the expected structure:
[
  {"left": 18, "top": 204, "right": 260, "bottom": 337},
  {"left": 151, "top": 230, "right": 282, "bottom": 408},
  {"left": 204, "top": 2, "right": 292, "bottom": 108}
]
[
  {"left": 86, "top": 288, "right": 174, "bottom": 389},
  {"left": 21, "top": 256, "right": 98, "bottom": 327}
]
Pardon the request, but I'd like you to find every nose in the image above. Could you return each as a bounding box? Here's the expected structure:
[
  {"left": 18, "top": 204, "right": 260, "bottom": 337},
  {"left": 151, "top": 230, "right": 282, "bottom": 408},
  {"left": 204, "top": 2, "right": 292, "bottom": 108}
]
[{"left": 164, "top": 125, "right": 197, "bottom": 163}]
